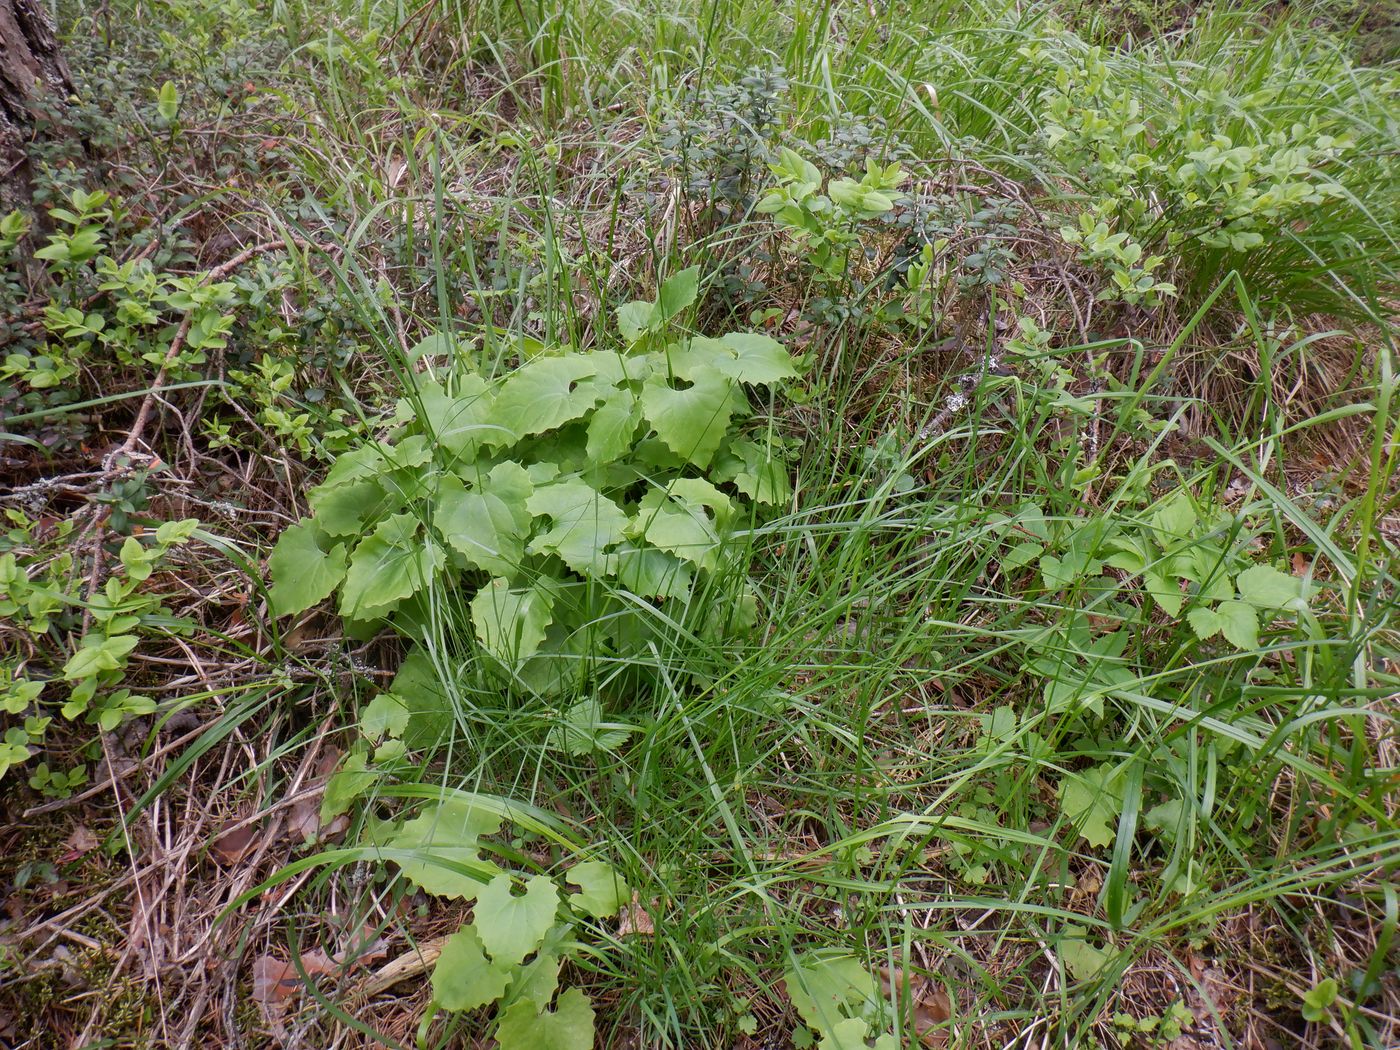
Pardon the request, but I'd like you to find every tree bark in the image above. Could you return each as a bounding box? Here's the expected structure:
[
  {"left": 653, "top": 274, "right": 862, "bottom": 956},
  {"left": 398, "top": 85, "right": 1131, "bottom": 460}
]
[{"left": 0, "top": 0, "right": 74, "bottom": 206}]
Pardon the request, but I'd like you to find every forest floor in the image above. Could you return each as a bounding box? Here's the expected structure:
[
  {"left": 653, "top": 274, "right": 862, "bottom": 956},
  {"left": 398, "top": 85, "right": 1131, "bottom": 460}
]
[{"left": 0, "top": 0, "right": 1397, "bottom": 1048}]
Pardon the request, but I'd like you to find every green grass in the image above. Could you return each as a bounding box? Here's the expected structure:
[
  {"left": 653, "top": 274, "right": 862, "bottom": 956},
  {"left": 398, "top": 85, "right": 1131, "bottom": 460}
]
[
  {"left": 228, "top": 0, "right": 1400, "bottom": 1043},
  {"left": 5, "top": 0, "right": 1398, "bottom": 1046}
]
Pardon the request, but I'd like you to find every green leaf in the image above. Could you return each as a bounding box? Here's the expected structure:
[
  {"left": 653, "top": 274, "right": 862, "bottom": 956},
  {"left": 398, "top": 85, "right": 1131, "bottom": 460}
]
[
  {"left": 62, "top": 634, "right": 139, "bottom": 680},
  {"left": 1190, "top": 548, "right": 1236, "bottom": 602},
  {"left": 616, "top": 300, "right": 654, "bottom": 342},
  {"left": 435, "top": 463, "right": 534, "bottom": 576},
  {"left": 614, "top": 543, "right": 693, "bottom": 599},
  {"left": 585, "top": 389, "right": 641, "bottom": 463},
  {"left": 473, "top": 873, "right": 561, "bottom": 966},
  {"left": 630, "top": 485, "right": 729, "bottom": 571},
  {"left": 819, "top": 1019, "right": 896, "bottom": 1050},
  {"left": 507, "top": 949, "right": 562, "bottom": 1011},
  {"left": 1150, "top": 493, "right": 1196, "bottom": 545},
  {"left": 1006, "top": 541, "right": 1047, "bottom": 570},
  {"left": 714, "top": 437, "right": 792, "bottom": 504},
  {"left": 389, "top": 799, "right": 502, "bottom": 899},
  {"left": 668, "top": 477, "right": 735, "bottom": 523},
  {"left": 1105, "top": 539, "right": 1147, "bottom": 574},
  {"left": 1215, "top": 599, "right": 1260, "bottom": 649},
  {"left": 154, "top": 518, "right": 199, "bottom": 545},
  {"left": 431, "top": 925, "right": 510, "bottom": 1011},
  {"left": 341, "top": 514, "right": 443, "bottom": 619},
  {"left": 495, "top": 987, "right": 595, "bottom": 1050},
  {"left": 316, "top": 442, "right": 397, "bottom": 489},
  {"left": 309, "top": 476, "right": 401, "bottom": 537},
  {"left": 406, "top": 375, "right": 500, "bottom": 457},
  {"left": 1144, "top": 568, "right": 1182, "bottom": 617},
  {"left": 641, "top": 372, "right": 735, "bottom": 468},
  {"left": 1300, "top": 978, "right": 1338, "bottom": 1022},
  {"left": 984, "top": 705, "right": 1018, "bottom": 743},
  {"left": 267, "top": 521, "right": 348, "bottom": 617},
  {"left": 1057, "top": 763, "right": 1124, "bottom": 848},
  {"left": 118, "top": 536, "right": 159, "bottom": 582},
  {"left": 773, "top": 147, "right": 822, "bottom": 188},
  {"left": 784, "top": 954, "right": 886, "bottom": 1039},
  {"left": 1059, "top": 927, "right": 1110, "bottom": 981},
  {"left": 566, "top": 860, "right": 629, "bottom": 919},
  {"left": 675, "top": 333, "right": 800, "bottom": 386},
  {"left": 1237, "top": 564, "right": 1308, "bottom": 611},
  {"left": 656, "top": 266, "right": 700, "bottom": 323},
  {"left": 1186, "top": 605, "right": 1222, "bottom": 640},
  {"left": 525, "top": 481, "right": 628, "bottom": 576},
  {"left": 471, "top": 578, "right": 555, "bottom": 663},
  {"left": 551, "top": 697, "right": 635, "bottom": 756},
  {"left": 490, "top": 356, "right": 599, "bottom": 441},
  {"left": 360, "top": 692, "right": 412, "bottom": 742},
  {"left": 320, "top": 751, "right": 378, "bottom": 823},
  {"left": 587, "top": 350, "right": 653, "bottom": 388},
  {"left": 156, "top": 80, "right": 180, "bottom": 122},
  {"left": 375, "top": 648, "right": 453, "bottom": 750}
]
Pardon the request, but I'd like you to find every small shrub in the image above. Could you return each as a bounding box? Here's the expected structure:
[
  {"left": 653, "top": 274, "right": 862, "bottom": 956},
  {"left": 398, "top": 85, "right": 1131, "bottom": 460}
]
[
  {"left": 0, "top": 509, "right": 200, "bottom": 789},
  {"left": 1018, "top": 31, "right": 1398, "bottom": 319},
  {"left": 659, "top": 67, "right": 790, "bottom": 218}
]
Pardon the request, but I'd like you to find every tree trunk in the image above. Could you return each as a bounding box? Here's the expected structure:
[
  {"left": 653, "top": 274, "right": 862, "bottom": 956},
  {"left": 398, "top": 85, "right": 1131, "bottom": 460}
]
[{"left": 0, "top": 0, "right": 74, "bottom": 207}]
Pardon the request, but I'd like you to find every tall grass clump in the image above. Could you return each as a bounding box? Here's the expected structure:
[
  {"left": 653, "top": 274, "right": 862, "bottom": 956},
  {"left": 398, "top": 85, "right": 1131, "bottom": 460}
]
[{"left": 76, "top": 0, "right": 1393, "bottom": 1046}]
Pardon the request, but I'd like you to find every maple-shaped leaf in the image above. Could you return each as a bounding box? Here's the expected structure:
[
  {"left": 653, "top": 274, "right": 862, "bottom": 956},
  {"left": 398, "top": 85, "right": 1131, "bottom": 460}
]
[
  {"left": 267, "top": 520, "right": 347, "bottom": 616},
  {"left": 1057, "top": 763, "right": 1125, "bottom": 848},
  {"left": 490, "top": 356, "right": 599, "bottom": 441},
  {"left": 1187, "top": 600, "right": 1259, "bottom": 650},
  {"left": 473, "top": 873, "right": 561, "bottom": 966},
  {"left": 390, "top": 799, "right": 503, "bottom": 899},
  {"left": 431, "top": 924, "right": 510, "bottom": 1011},
  {"left": 640, "top": 372, "right": 735, "bottom": 468},
  {"left": 551, "top": 698, "right": 635, "bottom": 756},
  {"left": 525, "top": 481, "right": 628, "bottom": 576},
  {"left": 471, "top": 578, "right": 555, "bottom": 663},
  {"left": 495, "top": 988, "right": 595, "bottom": 1050},
  {"left": 566, "top": 860, "right": 629, "bottom": 919},
  {"left": 340, "top": 513, "right": 443, "bottom": 619},
  {"left": 435, "top": 462, "right": 534, "bottom": 576}
]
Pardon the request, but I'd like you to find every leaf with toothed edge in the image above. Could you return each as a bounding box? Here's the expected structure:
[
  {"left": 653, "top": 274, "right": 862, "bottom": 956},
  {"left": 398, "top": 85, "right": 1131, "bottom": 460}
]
[{"left": 267, "top": 520, "right": 347, "bottom": 616}]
